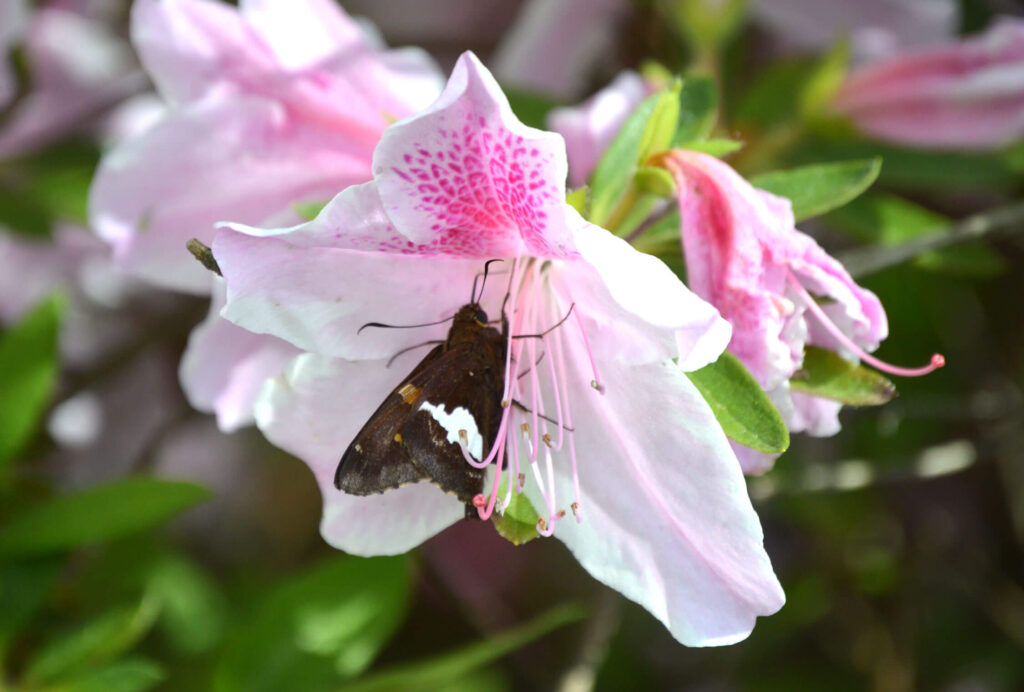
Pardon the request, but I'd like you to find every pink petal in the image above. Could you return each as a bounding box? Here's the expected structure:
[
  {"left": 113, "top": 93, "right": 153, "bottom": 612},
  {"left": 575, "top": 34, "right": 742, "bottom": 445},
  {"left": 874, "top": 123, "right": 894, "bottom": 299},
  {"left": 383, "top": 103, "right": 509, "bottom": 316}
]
[
  {"left": 89, "top": 94, "right": 371, "bottom": 294},
  {"left": 542, "top": 354, "right": 784, "bottom": 646},
  {"left": 179, "top": 279, "right": 301, "bottom": 432},
  {"left": 373, "top": 52, "right": 576, "bottom": 258},
  {"left": 492, "top": 0, "right": 629, "bottom": 100},
  {"left": 212, "top": 228, "right": 482, "bottom": 360},
  {"left": 786, "top": 390, "right": 843, "bottom": 437},
  {"left": 239, "top": 0, "right": 367, "bottom": 71},
  {"left": 834, "top": 18, "right": 1024, "bottom": 149},
  {"left": 569, "top": 223, "right": 731, "bottom": 370},
  {"left": 255, "top": 353, "right": 463, "bottom": 555},
  {"left": 548, "top": 71, "right": 649, "bottom": 187},
  {"left": 730, "top": 440, "right": 779, "bottom": 476},
  {"left": 751, "top": 0, "right": 958, "bottom": 62}
]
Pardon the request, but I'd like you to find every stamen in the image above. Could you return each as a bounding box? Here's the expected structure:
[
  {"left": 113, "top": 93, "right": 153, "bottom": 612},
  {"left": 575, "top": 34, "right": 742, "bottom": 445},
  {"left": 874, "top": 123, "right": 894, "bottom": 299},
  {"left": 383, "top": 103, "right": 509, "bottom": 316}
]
[
  {"left": 542, "top": 433, "right": 553, "bottom": 448},
  {"left": 785, "top": 268, "right": 944, "bottom": 377},
  {"left": 573, "top": 307, "right": 604, "bottom": 394}
]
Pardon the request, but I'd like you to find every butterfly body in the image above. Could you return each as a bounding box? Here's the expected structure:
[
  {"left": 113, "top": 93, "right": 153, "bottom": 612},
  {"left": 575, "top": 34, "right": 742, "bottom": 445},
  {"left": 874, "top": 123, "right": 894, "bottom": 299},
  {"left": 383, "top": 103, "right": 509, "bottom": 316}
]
[{"left": 335, "top": 303, "right": 507, "bottom": 516}]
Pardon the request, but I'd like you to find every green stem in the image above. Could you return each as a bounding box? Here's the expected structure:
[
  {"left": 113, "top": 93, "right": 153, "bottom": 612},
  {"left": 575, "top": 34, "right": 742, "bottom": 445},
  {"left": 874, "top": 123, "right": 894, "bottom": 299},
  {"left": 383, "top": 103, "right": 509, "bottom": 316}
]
[{"left": 839, "top": 200, "right": 1024, "bottom": 278}]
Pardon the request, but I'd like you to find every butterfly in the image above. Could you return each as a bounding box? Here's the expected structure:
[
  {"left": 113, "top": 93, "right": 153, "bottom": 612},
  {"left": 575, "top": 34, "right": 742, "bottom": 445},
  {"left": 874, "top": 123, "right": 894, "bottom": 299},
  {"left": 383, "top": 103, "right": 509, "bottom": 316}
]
[{"left": 335, "top": 271, "right": 507, "bottom": 519}]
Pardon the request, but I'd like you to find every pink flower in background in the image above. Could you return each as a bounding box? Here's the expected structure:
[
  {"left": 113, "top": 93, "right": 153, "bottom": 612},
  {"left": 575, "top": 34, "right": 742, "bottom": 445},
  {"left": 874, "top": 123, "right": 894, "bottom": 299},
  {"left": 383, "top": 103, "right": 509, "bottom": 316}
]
[
  {"left": 213, "top": 52, "right": 784, "bottom": 646},
  {"left": 548, "top": 70, "right": 648, "bottom": 187},
  {"left": 0, "top": 0, "right": 142, "bottom": 158},
  {"left": 90, "top": 0, "right": 444, "bottom": 294},
  {"left": 492, "top": 0, "right": 629, "bottom": 100},
  {"left": 834, "top": 18, "right": 1024, "bottom": 150},
  {"left": 89, "top": 0, "right": 445, "bottom": 430},
  {"left": 664, "top": 150, "right": 942, "bottom": 473},
  {"left": 0, "top": 0, "right": 28, "bottom": 109},
  {"left": 751, "top": 0, "right": 958, "bottom": 63}
]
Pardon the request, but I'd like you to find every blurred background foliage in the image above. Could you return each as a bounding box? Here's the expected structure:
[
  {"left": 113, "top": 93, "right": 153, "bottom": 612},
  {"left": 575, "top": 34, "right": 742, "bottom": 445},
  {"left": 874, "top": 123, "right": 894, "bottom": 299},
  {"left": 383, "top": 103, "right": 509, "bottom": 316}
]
[{"left": 1, "top": 0, "right": 1024, "bottom": 690}]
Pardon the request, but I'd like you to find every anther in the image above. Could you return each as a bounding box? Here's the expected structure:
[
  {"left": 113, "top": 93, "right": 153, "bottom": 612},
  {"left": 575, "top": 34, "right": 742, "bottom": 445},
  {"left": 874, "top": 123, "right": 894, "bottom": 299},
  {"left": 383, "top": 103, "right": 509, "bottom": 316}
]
[
  {"left": 501, "top": 399, "right": 510, "bottom": 408},
  {"left": 556, "top": 509, "right": 566, "bottom": 519},
  {"left": 521, "top": 422, "right": 530, "bottom": 438},
  {"left": 571, "top": 502, "right": 581, "bottom": 522},
  {"left": 458, "top": 429, "right": 468, "bottom": 445},
  {"left": 542, "top": 433, "right": 553, "bottom": 448},
  {"left": 590, "top": 379, "right": 604, "bottom": 393},
  {"left": 517, "top": 473, "right": 525, "bottom": 491},
  {"left": 536, "top": 517, "right": 548, "bottom": 532}
]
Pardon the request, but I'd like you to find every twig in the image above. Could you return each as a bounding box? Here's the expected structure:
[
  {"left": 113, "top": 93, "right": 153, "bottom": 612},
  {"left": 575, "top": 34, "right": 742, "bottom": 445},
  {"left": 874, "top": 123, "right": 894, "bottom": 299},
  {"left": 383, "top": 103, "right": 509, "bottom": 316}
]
[
  {"left": 556, "top": 587, "right": 623, "bottom": 692},
  {"left": 839, "top": 200, "right": 1024, "bottom": 278}
]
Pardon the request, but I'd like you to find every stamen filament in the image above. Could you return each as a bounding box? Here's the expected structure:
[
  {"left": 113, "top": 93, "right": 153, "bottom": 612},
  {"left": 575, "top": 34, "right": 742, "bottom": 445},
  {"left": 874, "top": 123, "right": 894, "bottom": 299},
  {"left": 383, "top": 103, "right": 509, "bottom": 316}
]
[{"left": 786, "top": 269, "right": 944, "bottom": 377}]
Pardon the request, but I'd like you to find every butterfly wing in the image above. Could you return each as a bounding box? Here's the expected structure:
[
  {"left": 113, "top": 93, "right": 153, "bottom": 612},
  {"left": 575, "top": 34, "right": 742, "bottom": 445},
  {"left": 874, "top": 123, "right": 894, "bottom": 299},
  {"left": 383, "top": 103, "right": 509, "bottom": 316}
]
[
  {"left": 334, "top": 345, "right": 445, "bottom": 495},
  {"left": 398, "top": 341, "right": 504, "bottom": 505}
]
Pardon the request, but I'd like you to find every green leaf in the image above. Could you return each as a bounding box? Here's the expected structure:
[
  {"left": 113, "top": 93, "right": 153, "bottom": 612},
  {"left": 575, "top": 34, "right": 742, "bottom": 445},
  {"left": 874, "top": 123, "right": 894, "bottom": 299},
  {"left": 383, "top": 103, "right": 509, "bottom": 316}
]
[
  {"left": 293, "top": 200, "right": 328, "bottom": 221},
  {"left": 0, "top": 558, "right": 62, "bottom": 649},
  {"left": 825, "top": 193, "right": 1007, "bottom": 277},
  {"left": 39, "top": 658, "right": 165, "bottom": 692},
  {"left": 215, "top": 556, "right": 411, "bottom": 692},
  {"left": 337, "top": 604, "right": 586, "bottom": 692},
  {"left": 146, "top": 555, "right": 226, "bottom": 655},
  {"left": 750, "top": 158, "right": 881, "bottom": 221},
  {"left": 24, "top": 598, "right": 161, "bottom": 685},
  {"left": 634, "top": 166, "right": 677, "bottom": 197},
  {"left": 676, "top": 138, "right": 743, "bottom": 157},
  {"left": 565, "top": 186, "right": 588, "bottom": 217},
  {"left": 491, "top": 479, "right": 541, "bottom": 546},
  {"left": 660, "top": 0, "right": 748, "bottom": 53},
  {"left": 588, "top": 90, "right": 663, "bottom": 226},
  {"left": 673, "top": 75, "right": 718, "bottom": 145},
  {"left": 0, "top": 294, "right": 63, "bottom": 471},
  {"left": 789, "top": 347, "right": 896, "bottom": 406},
  {"left": 0, "top": 184, "right": 53, "bottom": 237},
  {"left": 636, "top": 80, "right": 682, "bottom": 164},
  {"left": 798, "top": 39, "right": 849, "bottom": 117},
  {"left": 686, "top": 352, "right": 789, "bottom": 454},
  {"left": 504, "top": 87, "right": 560, "bottom": 130},
  {"left": 0, "top": 478, "right": 211, "bottom": 558}
]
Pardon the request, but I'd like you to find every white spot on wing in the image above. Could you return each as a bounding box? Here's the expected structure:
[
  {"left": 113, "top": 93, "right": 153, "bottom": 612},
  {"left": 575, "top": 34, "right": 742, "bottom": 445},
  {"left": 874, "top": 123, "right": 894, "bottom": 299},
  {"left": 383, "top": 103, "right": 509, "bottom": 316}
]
[{"left": 419, "top": 401, "right": 483, "bottom": 461}]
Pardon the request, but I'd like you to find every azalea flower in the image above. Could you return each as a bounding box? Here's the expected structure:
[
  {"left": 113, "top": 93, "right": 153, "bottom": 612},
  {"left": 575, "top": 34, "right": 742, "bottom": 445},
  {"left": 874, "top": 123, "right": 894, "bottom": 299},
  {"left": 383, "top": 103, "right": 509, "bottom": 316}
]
[
  {"left": 833, "top": 18, "right": 1024, "bottom": 150},
  {"left": 213, "top": 52, "right": 784, "bottom": 646},
  {"left": 662, "top": 150, "right": 943, "bottom": 473},
  {"left": 89, "top": 0, "right": 445, "bottom": 430}
]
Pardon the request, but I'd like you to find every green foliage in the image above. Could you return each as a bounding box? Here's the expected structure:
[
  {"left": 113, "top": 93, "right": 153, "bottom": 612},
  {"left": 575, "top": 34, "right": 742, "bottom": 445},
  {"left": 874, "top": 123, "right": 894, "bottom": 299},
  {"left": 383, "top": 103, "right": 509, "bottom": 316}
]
[
  {"left": 23, "top": 598, "right": 161, "bottom": 686},
  {"left": 293, "top": 200, "right": 329, "bottom": 221},
  {"left": 789, "top": 347, "right": 896, "bottom": 406},
  {"left": 735, "top": 40, "right": 849, "bottom": 130},
  {"left": 634, "top": 165, "right": 677, "bottom": 197},
  {"left": 677, "top": 138, "right": 743, "bottom": 157},
  {"left": 673, "top": 75, "right": 719, "bottom": 145},
  {"left": 0, "top": 141, "right": 99, "bottom": 236},
  {"left": 0, "top": 478, "right": 210, "bottom": 558},
  {"left": 146, "top": 554, "right": 227, "bottom": 655},
  {"left": 686, "top": 352, "right": 790, "bottom": 454},
  {"left": 337, "top": 604, "right": 586, "bottom": 692},
  {"left": 826, "top": 193, "right": 1007, "bottom": 277},
  {"left": 214, "top": 556, "right": 412, "bottom": 692},
  {"left": 659, "top": 0, "right": 748, "bottom": 53},
  {"left": 491, "top": 479, "right": 541, "bottom": 545},
  {"left": 565, "top": 186, "right": 588, "bottom": 216},
  {"left": 0, "top": 294, "right": 63, "bottom": 473},
  {"left": 0, "top": 558, "right": 62, "bottom": 650},
  {"left": 750, "top": 158, "right": 881, "bottom": 221},
  {"left": 504, "top": 88, "right": 561, "bottom": 130},
  {"left": 37, "top": 658, "right": 166, "bottom": 692},
  {"left": 588, "top": 90, "right": 668, "bottom": 226}
]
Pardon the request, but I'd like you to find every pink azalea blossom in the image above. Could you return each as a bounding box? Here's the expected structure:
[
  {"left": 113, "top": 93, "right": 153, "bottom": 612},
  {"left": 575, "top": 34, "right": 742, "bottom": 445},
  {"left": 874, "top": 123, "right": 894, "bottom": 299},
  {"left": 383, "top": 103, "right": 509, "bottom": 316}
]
[
  {"left": 663, "top": 150, "right": 942, "bottom": 474},
  {"left": 90, "top": 0, "right": 444, "bottom": 294},
  {"left": 548, "top": 70, "right": 648, "bottom": 187},
  {"left": 213, "top": 52, "right": 784, "bottom": 646},
  {"left": 751, "top": 0, "right": 958, "bottom": 63},
  {"left": 492, "top": 0, "right": 629, "bottom": 100},
  {"left": 0, "top": 0, "right": 141, "bottom": 158},
  {"left": 833, "top": 18, "right": 1024, "bottom": 150},
  {"left": 89, "top": 0, "right": 445, "bottom": 430}
]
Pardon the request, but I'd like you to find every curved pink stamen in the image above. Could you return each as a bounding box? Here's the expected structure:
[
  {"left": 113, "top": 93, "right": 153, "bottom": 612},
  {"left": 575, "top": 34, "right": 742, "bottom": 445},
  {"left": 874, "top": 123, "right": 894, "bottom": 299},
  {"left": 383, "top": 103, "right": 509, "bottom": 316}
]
[{"left": 786, "top": 269, "right": 944, "bottom": 377}]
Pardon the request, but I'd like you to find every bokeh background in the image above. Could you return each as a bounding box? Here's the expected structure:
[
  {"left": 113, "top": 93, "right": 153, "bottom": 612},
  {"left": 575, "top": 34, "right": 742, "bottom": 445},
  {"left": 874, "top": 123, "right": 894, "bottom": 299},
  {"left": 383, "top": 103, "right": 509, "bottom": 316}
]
[{"left": 2, "top": 1, "right": 1024, "bottom": 690}]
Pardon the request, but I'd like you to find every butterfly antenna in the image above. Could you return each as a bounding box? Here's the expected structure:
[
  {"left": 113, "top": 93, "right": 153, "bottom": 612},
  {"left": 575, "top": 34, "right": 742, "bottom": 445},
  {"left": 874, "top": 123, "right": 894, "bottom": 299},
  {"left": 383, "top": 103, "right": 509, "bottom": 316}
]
[
  {"left": 357, "top": 315, "right": 456, "bottom": 335},
  {"left": 471, "top": 259, "right": 504, "bottom": 304},
  {"left": 511, "top": 303, "right": 576, "bottom": 340}
]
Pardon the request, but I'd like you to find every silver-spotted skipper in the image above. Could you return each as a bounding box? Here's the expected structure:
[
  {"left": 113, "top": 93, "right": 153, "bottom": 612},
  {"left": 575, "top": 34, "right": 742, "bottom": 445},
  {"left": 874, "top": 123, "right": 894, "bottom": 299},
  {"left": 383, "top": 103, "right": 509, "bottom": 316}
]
[{"left": 335, "top": 274, "right": 507, "bottom": 518}]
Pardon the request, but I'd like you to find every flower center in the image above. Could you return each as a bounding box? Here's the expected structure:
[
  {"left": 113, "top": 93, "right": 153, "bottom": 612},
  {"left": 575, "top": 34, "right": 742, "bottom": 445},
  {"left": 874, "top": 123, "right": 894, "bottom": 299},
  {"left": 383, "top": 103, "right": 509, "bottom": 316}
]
[{"left": 456, "top": 258, "right": 599, "bottom": 535}]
